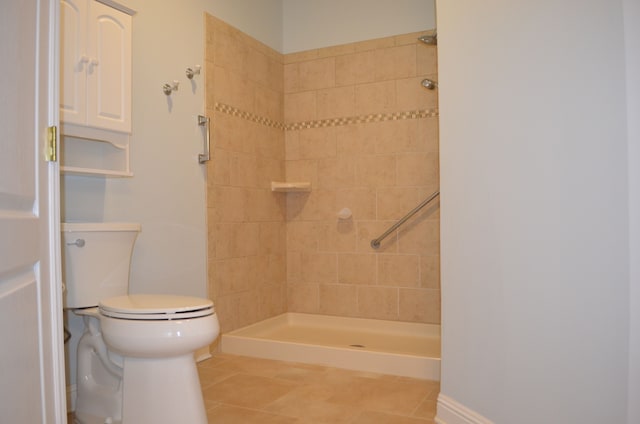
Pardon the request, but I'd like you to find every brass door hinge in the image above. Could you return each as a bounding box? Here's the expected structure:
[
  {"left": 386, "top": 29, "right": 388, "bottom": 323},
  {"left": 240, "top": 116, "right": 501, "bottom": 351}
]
[{"left": 46, "top": 126, "right": 57, "bottom": 162}]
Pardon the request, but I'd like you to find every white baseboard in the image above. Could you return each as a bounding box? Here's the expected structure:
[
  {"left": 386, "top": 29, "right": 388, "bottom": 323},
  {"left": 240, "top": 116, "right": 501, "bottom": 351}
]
[{"left": 436, "top": 394, "right": 494, "bottom": 424}]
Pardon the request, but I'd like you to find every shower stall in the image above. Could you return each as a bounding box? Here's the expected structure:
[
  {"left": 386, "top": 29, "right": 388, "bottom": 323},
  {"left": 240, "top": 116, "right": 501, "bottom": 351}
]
[{"left": 205, "top": 15, "right": 440, "bottom": 379}]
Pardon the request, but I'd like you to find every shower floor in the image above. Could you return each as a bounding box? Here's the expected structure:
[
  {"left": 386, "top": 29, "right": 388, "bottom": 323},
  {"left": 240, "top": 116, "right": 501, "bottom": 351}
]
[{"left": 221, "top": 313, "right": 441, "bottom": 380}]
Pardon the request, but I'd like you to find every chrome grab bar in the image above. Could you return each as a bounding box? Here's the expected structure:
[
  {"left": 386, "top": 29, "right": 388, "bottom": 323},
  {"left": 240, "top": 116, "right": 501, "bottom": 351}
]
[
  {"left": 370, "top": 190, "right": 440, "bottom": 249},
  {"left": 198, "top": 114, "right": 210, "bottom": 164}
]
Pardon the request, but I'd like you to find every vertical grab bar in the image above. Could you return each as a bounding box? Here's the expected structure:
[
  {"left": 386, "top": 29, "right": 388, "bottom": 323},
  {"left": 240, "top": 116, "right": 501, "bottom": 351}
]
[{"left": 198, "top": 114, "right": 210, "bottom": 164}]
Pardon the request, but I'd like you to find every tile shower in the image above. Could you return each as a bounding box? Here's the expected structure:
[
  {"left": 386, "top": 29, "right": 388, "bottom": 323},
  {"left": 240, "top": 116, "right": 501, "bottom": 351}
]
[{"left": 205, "top": 14, "right": 439, "bottom": 338}]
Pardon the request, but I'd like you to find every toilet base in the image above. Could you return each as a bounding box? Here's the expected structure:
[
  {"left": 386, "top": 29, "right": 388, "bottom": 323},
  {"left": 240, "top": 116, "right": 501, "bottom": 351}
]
[
  {"left": 74, "top": 313, "right": 123, "bottom": 424},
  {"left": 121, "top": 354, "right": 207, "bottom": 424},
  {"left": 74, "top": 410, "right": 122, "bottom": 424}
]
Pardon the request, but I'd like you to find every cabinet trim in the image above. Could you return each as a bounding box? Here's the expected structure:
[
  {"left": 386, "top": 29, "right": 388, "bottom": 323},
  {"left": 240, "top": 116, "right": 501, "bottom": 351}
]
[
  {"left": 61, "top": 123, "right": 129, "bottom": 149},
  {"left": 95, "top": 0, "right": 136, "bottom": 16}
]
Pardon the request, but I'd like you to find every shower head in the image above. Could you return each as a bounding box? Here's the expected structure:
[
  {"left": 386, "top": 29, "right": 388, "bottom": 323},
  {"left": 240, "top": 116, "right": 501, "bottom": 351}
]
[
  {"left": 418, "top": 33, "right": 437, "bottom": 45},
  {"left": 421, "top": 78, "right": 438, "bottom": 90}
]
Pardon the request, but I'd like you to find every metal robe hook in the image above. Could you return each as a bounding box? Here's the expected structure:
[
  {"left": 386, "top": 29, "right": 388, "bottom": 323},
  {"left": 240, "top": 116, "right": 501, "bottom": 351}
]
[
  {"left": 186, "top": 65, "right": 201, "bottom": 79},
  {"left": 163, "top": 80, "right": 180, "bottom": 95}
]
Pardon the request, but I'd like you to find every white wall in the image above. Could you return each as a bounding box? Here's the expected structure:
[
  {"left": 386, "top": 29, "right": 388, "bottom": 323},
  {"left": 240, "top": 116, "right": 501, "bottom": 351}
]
[
  {"left": 438, "top": 1, "right": 632, "bottom": 423},
  {"left": 625, "top": 0, "right": 640, "bottom": 422},
  {"left": 282, "top": 0, "right": 435, "bottom": 53}
]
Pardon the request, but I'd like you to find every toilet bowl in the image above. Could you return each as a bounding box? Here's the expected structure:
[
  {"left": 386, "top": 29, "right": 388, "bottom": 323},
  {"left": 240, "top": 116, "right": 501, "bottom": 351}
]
[
  {"left": 99, "top": 294, "right": 216, "bottom": 358},
  {"left": 62, "top": 223, "right": 219, "bottom": 424}
]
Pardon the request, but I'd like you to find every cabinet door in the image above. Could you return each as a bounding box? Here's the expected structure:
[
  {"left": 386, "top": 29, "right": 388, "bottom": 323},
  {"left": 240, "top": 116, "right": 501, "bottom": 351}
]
[
  {"left": 60, "top": 0, "right": 87, "bottom": 126},
  {"left": 86, "top": 1, "right": 131, "bottom": 133}
]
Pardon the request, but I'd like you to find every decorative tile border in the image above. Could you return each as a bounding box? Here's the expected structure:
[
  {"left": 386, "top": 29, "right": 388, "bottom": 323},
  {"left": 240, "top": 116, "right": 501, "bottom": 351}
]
[
  {"left": 286, "top": 109, "right": 439, "bottom": 131},
  {"left": 214, "top": 102, "right": 438, "bottom": 132},
  {"left": 214, "top": 103, "right": 285, "bottom": 130}
]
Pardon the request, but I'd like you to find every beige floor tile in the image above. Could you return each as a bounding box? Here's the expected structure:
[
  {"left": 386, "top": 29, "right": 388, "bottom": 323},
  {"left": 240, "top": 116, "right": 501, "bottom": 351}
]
[
  {"left": 325, "top": 375, "right": 431, "bottom": 416},
  {"left": 272, "top": 363, "right": 331, "bottom": 384},
  {"left": 351, "top": 410, "right": 435, "bottom": 424},
  {"left": 265, "top": 385, "right": 363, "bottom": 423},
  {"left": 204, "top": 397, "right": 222, "bottom": 412},
  {"left": 426, "top": 384, "right": 440, "bottom": 401},
  {"left": 72, "top": 355, "right": 440, "bottom": 424},
  {"left": 412, "top": 398, "right": 437, "bottom": 419},
  {"left": 208, "top": 355, "right": 293, "bottom": 378},
  {"left": 202, "top": 373, "right": 297, "bottom": 409},
  {"left": 207, "top": 404, "right": 299, "bottom": 423},
  {"left": 197, "top": 363, "right": 238, "bottom": 390},
  {"left": 197, "top": 354, "right": 440, "bottom": 424}
]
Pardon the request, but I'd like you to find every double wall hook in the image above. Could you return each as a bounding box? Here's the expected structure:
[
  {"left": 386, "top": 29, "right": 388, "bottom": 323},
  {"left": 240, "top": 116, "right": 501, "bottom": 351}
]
[
  {"left": 163, "top": 80, "right": 180, "bottom": 95},
  {"left": 163, "top": 64, "right": 201, "bottom": 96},
  {"left": 186, "top": 65, "right": 201, "bottom": 80},
  {"left": 163, "top": 65, "right": 201, "bottom": 96}
]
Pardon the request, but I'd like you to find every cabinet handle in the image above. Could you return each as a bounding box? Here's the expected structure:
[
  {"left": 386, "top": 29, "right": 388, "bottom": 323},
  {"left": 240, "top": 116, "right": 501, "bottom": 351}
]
[
  {"left": 90, "top": 59, "right": 99, "bottom": 66},
  {"left": 79, "top": 55, "right": 89, "bottom": 63}
]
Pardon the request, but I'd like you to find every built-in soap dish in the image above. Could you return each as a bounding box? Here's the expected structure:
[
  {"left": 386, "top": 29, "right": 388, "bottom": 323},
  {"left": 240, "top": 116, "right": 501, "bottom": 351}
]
[{"left": 270, "top": 181, "right": 311, "bottom": 192}]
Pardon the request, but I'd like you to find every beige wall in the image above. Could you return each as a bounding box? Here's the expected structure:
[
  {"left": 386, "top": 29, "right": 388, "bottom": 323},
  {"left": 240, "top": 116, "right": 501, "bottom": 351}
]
[
  {"left": 284, "top": 33, "right": 440, "bottom": 323},
  {"left": 206, "top": 15, "right": 439, "bottom": 332},
  {"left": 205, "top": 15, "right": 287, "bottom": 334}
]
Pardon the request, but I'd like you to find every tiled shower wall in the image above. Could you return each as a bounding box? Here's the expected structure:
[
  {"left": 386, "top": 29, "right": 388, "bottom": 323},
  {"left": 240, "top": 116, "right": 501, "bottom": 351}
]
[
  {"left": 205, "top": 15, "right": 287, "bottom": 334},
  {"left": 283, "top": 34, "right": 440, "bottom": 323},
  {"left": 206, "top": 14, "right": 439, "bottom": 333}
]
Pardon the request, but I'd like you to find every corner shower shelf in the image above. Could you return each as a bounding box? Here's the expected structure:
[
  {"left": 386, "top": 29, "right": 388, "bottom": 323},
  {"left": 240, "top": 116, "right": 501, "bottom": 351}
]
[{"left": 271, "top": 181, "right": 312, "bottom": 192}]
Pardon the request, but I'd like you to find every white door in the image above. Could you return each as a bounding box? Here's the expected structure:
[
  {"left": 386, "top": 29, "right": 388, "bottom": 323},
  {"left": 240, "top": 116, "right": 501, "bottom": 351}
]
[{"left": 0, "top": 0, "right": 67, "bottom": 422}]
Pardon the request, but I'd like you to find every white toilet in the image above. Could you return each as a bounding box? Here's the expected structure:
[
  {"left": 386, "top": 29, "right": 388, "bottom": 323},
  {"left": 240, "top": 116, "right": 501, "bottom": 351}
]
[{"left": 62, "top": 222, "right": 219, "bottom": 424}]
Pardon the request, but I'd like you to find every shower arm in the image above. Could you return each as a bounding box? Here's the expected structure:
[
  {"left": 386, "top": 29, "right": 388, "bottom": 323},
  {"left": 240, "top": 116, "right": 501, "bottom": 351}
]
[{"left": 370, "top": 190, "right": 440, "bottom": 249}]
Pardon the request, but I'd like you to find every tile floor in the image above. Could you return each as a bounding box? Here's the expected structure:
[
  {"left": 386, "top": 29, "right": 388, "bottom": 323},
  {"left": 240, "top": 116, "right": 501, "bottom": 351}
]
[
  {"left": 199, "top": 354, "right": 439, "bottom": 423},
  {"left": 68, "top": 353, "right": 439, "bottom": 423}
]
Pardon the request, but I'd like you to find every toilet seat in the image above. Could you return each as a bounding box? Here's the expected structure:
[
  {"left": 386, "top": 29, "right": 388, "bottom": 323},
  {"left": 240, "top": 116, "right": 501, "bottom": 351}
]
[{"left": 99, "top": 294, "right": 214, "bottom": 320}]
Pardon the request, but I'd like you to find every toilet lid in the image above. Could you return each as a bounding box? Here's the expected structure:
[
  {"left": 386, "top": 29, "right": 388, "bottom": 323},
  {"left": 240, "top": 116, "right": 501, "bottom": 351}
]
[{"left": 99, "top": 294, "right": 214, "bottom": 320}]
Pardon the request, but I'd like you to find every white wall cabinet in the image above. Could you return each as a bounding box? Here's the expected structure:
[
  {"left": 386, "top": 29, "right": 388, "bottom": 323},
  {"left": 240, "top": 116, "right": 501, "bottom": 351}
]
[
  {"left": 60, "top": 0, "right": 133, "bottom": 176},
  {"left": 61, "top": 0, "right": 132, "bottom": 133}
]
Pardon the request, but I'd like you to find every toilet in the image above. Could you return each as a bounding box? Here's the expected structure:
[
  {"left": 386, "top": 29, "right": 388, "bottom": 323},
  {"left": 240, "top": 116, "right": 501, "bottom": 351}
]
[{"left": 62, "top": 222, "right": 219, "bottom": 424}]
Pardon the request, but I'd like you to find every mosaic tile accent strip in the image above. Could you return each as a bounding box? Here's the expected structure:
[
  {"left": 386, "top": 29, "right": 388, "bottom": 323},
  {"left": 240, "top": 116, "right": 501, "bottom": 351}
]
[
  {"left": 214, "top": 102, "right": 439, "bottom": 132},
  {"left": 214, "top": 103, "right": 285, "bottom": 130},
  {"left": 286, "top": 109, "right": 439, "bottom": 131}
]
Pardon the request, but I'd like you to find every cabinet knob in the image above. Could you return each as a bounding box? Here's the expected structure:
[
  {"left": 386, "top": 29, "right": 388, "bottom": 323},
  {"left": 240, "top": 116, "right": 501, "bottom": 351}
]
[{"left": 90, "top": 59, "right": 99, "bottom": 66}]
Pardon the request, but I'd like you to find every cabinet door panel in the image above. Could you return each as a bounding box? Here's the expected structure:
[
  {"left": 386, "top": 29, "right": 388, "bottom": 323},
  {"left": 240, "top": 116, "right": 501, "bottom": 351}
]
[
  {"left": 60, "top": 0, "right": 87, "bottom": 126},
  {"left": 87, "top": 1, "right": 131, "bottom": 133}
]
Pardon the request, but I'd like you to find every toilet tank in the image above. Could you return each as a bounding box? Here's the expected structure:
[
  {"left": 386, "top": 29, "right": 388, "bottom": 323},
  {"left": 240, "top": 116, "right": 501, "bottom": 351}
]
[{"left": 62, "top": 222, "right": 141, "bottom": 309}]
